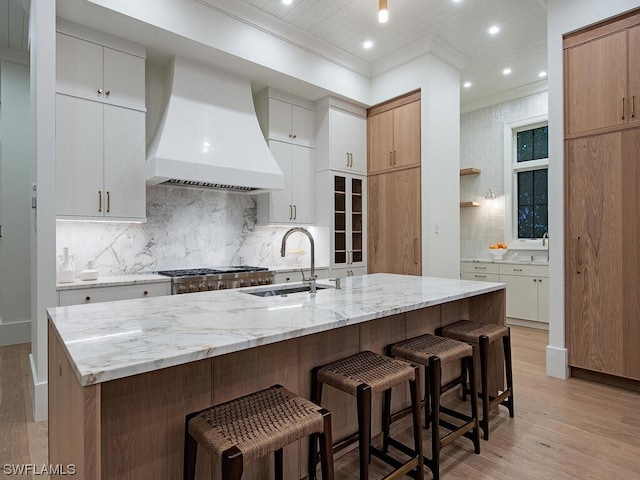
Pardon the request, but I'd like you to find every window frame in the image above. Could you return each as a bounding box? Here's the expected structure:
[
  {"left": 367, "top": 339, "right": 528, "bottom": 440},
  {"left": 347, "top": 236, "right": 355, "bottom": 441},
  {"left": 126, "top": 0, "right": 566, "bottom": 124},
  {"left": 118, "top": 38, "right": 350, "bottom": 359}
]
[{"left": 503, "top": 114, "right": 549, "bottom": 250}]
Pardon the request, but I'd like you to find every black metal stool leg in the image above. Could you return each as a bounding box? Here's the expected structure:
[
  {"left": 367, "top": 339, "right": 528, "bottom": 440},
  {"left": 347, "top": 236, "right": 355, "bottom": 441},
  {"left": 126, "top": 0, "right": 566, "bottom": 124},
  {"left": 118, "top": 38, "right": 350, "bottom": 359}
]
[
  {"left": 356, "top": 384, "right": 372, "bottom": 480},
  {"left": 479, "top": 334, "right": 490, "bottom": 441}
]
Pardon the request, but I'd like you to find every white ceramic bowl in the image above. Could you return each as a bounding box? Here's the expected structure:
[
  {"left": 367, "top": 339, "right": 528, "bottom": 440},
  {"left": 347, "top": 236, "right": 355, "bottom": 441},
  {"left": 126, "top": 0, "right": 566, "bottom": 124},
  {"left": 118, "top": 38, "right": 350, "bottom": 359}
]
[{"left": 489, "top": 248, "right": 507, "bottom": 260}]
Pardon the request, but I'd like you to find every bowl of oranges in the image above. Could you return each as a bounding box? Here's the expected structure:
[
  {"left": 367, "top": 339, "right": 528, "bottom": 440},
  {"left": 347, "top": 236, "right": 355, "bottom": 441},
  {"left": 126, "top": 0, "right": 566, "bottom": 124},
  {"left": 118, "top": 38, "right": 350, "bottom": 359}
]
[{"left": 489, "top": 243, "right": 508, "bottom": 260}]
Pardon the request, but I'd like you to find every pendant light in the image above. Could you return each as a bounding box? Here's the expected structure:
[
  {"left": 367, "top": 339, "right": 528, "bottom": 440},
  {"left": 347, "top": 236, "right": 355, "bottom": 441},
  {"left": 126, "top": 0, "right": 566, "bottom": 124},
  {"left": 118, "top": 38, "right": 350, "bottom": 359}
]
[{"left": 379, "top": 0, "right": 389, "bottom": 23}]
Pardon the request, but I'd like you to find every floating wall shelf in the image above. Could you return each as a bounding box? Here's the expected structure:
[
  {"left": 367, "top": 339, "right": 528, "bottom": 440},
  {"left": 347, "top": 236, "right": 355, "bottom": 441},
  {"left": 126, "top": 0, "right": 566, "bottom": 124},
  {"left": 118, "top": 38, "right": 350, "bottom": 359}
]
[
  {"left": 460, "top": 201, "right": 481, "bottom": 207},
  {"left": 460, "top": 168, "right": 481, "bottom": 176}
]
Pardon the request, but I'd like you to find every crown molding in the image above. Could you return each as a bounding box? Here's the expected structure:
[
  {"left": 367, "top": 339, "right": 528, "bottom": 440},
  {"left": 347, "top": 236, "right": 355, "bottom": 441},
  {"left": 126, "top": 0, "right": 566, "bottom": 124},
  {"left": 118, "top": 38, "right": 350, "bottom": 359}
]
[{"left": 461, "top": 79, "right": 548, "bottom": 114}]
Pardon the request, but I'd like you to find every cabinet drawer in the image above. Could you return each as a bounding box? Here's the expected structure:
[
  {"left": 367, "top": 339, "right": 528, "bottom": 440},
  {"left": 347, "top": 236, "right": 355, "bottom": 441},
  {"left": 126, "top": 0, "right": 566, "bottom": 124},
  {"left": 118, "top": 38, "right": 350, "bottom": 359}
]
[
  {"left": 461, "top": 262, "right": 499, "bottom": 274},
  {"left": 498, "top": 264, "right": 548, "bottom": 277},
  {"left": 58, "top": 283, "right": 170, "bottom": 306},
  {"left": 461, "top": 272, "right": 500, "bottom": 282}
]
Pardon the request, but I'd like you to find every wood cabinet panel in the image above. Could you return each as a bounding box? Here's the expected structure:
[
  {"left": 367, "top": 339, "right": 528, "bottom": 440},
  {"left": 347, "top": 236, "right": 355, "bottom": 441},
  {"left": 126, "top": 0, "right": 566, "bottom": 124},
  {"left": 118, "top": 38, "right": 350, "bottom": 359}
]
[
  {"left": 566, "top": 133, "right": 625, "bottom": 377},
  {"left": 393, "top": 100, "right": 421, "bottom": 169},
  {"left": 628, "top": 25, "right": 640, "bottom": 125},
  {"left": 368, "top": 167, "right": 421, "bottom": 275},
  {"left": 367, "top": 109, "right": 394, "bottom": 174},
  {"left": 565, "top": 31, "right": 627, "bottom": 135},
  {"left": 101, "top": 359, "right": 213, "bottom": 480}
]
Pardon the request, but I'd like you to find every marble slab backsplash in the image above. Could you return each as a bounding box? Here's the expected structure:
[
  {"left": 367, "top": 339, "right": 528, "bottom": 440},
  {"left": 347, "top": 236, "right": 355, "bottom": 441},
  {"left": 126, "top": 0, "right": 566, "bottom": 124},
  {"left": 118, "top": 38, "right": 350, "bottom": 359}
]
[{"left": 56, "top": 186, "right": 316, "bottom": 276}]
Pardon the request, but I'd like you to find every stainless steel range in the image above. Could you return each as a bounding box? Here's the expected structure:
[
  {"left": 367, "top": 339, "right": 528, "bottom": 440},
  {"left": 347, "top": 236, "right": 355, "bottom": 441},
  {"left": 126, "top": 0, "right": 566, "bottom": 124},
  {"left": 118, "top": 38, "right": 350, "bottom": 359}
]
[{"left": 157, "top": 266, "right": 275, "bottom": 295}]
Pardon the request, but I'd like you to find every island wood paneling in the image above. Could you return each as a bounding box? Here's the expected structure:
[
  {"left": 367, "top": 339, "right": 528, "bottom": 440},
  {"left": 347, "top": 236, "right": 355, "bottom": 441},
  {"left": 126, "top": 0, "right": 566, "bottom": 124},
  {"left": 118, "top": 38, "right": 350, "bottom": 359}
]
[
  {"left": 100, "top": 358, "right": 212, "bottom": 480},
  {"left": 48, "top": 322, "right": 101, "bottom": 480},
  {"left": 212, "top": 339, "right": 299, "bottom": 480}
]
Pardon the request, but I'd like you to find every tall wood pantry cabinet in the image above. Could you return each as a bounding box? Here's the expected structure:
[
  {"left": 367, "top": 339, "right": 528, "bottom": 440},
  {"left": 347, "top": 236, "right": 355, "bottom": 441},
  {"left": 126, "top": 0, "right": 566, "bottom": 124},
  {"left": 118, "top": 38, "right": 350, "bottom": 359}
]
[
  {"left": 55, "top": 27, "right": 147, "bottom": 222},
  {"left": 564, "top": 9, "right": 640, "bottom": 382},
  {"left": 367, "top": 91, "right": 422, "bottom": 276}
]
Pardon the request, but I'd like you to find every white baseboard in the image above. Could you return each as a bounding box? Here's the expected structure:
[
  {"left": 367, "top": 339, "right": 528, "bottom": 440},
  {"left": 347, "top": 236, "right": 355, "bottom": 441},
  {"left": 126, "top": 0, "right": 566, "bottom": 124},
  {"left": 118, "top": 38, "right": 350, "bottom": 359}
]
[
  {"left": 0, "top": 320, "right": 31, "bottom": 346},
  {"left": 29, "top": 353, "right": 48, "bottom": 422},
  {"left": 546, "top": 345, "right": 569, "bottom": 379}
]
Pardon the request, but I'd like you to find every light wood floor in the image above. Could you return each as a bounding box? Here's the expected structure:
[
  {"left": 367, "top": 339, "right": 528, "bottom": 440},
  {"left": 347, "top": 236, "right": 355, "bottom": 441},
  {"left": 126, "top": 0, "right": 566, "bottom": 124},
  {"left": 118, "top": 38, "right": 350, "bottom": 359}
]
[{"left": 1, "top": 327, "right": 640, "bottom": 479}]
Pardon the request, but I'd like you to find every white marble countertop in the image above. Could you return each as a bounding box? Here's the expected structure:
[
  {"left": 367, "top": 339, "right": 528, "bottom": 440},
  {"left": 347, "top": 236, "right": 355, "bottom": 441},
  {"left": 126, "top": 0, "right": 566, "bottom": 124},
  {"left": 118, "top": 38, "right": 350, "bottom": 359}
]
[
  {"left": 461, "top": 258, "right": 549, "bottom": 266},
  {"left": 56, "top": 274, "right": 171, "bottom": 290},
  {"left": 47, "top": 273, "right": 505, "bottom": 386}
]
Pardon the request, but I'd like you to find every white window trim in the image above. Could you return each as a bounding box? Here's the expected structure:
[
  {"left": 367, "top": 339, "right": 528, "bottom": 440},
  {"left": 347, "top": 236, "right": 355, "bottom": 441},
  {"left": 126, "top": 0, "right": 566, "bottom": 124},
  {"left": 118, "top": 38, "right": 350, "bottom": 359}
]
[{"left": 503, "top": 114, "right": 549, "bottom": 251}]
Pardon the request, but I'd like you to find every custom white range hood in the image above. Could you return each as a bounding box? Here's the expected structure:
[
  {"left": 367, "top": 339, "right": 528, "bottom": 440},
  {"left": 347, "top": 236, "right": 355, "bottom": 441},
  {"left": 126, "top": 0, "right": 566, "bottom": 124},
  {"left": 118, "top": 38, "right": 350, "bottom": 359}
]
[{"left": 146, "top": 57, "right": 284, "bottom": 192}]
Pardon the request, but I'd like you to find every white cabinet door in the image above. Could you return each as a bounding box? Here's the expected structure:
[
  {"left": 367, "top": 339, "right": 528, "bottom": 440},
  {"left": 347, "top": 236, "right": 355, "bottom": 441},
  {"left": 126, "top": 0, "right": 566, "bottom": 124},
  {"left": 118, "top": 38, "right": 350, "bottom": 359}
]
[
  {"left": 291, "top": 104, "right": 314, "bottom": 147},
  {"left": 56, "top": 33, "right": 104, "bottom": 101},
  {"left": 266, "top": 140, "right": 293, "bottom": 224},
  {"left": 461, "top": 272, "right": 500, "bottom": 282},
  {"left": 55, "top": 95, "right": 104, "bottom": 217},
  {"left": 103, "top": 47, "right": 145, "bottom": 109},
  {"left": 268, "top": 98, "right": 295, "bottom": 144},
  {"left": 291, "top": 145, "right": 314, "bottom": 224},
  {"left": 537, "top": 277, "right": 549, "bottom": 323},
  {"left": 502, "top": 274, "right": 538, "bottom": 321},
  {"left": 331, "top": 109, "right": 366, "bottom": 174},
  {"left": 103, "top": 106, "right": 146, "bottom": 219},
  {"left": 58, "top": 282, "right": 170, "bottom": 306}
]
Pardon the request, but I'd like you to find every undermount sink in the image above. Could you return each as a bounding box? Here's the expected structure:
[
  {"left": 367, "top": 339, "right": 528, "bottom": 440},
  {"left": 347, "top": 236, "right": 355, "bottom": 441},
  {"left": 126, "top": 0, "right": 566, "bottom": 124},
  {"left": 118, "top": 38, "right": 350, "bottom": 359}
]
[{"left": 243, "top": 284, "right": 332, "bottom": 297}]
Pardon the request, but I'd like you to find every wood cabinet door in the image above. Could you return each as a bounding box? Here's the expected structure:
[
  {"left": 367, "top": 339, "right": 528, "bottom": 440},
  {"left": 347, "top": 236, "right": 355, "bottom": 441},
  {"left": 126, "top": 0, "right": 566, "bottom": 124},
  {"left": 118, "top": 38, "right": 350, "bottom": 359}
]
[
  {"left": 367, "top": 110, "right": 394, "bottom": 174},
  {"left": 628, "top": 25, "right": 640, "bottom": 126},
  {"left": 368, "top": 168, "right": 421, "bottom": 275},
  {"left": 565, "top": 31, "right": 627, "bottom": 135},
  {"left": 393, "top": 100, "right": 421, "bottom": 169},
  {"left": 565, "top": 132, "right": 625, "bottom": 376}
]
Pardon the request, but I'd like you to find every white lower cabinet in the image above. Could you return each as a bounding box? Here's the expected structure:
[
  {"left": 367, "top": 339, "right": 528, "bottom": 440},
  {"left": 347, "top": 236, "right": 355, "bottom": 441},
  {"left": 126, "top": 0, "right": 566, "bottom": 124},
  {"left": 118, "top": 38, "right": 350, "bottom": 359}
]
[
  {"left": 461, "top": 262, "right": 548, "bottom": 325},
  {"left": 498, "top": 264, "right": 548, "bottom": 325},
  {"left": 58, "top": 282, "right": 170, "bottom": 306},
  {"left": 330, "top": 266, "right": 367, "bottom": 279}
]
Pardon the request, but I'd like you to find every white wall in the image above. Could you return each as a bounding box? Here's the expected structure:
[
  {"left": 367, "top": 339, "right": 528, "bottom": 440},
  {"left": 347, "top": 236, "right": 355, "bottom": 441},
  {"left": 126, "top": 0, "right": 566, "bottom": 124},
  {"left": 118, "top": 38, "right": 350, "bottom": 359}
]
[
  {"left": 0, "top": 61, "right": 32, "bottom": 346},
  {"left": 371, "top": 54, "right": 461, "bottom": 279},
  {"left": 546, "top": 0, "right": 640, "bottom": 379},
  {"left": 460, "top": 92, "right": 548, "bottom": 260},
  {"left": 29, "top": 0, "right": 57, "bottom": 421}
]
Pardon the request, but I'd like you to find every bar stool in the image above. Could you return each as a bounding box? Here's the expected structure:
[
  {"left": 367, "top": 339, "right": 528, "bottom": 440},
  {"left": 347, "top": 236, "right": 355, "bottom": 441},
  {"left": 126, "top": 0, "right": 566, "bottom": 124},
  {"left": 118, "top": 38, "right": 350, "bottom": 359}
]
[
  {"left": 184, "top": 384, "right": 334, "bottom": 480},
  {"left": 437, "top": 320, "right": 514, "bottom": 440},
  {"left": 388, "top": 334, "right": 480, "bottom": 480},
  {"left": 309, "top": 350, "right": 423, "bottom": 480}
]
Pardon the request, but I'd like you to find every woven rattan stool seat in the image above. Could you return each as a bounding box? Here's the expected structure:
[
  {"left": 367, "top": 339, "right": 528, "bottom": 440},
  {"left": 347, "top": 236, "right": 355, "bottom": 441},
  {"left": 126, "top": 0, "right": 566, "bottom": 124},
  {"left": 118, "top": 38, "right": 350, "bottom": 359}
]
[
  {"left": 440, "top": 320, "right": 508, "bottom": 344},
  {"left": 391, "top": 334, "right": 472, "bottom": 366},
  {"left": 188, "top": 385, "right": 325, "bottom": 467},
  {"left": 317, "top": 350, "right": 415, "bottom": 396}
]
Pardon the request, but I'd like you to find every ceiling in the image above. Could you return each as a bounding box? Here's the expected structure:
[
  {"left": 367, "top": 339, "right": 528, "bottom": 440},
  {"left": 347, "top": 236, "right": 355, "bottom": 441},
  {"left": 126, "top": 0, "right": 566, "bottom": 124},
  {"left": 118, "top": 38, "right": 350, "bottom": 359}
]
[
  {"left": 0, "top": 0, "right": 29, "bottom": 55},
  {"left": 235, "top": 0, "right": 548, "bottom": 110}
]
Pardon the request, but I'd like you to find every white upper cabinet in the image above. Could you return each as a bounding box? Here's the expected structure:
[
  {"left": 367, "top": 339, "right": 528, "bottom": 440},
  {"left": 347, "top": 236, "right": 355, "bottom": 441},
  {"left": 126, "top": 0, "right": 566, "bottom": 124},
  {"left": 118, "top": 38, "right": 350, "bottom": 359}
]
[
  {"left": 55, "top": 25, "right": 146, "bottom": 222},
  {"left": 315, "top": 98, "right": 367, "bottom": 174},
  {"left": 254, "top": 88, "right": 315, "bottom": 147},
  {"left": 56, "top": 32, "right": 145, "bottom": 111}
]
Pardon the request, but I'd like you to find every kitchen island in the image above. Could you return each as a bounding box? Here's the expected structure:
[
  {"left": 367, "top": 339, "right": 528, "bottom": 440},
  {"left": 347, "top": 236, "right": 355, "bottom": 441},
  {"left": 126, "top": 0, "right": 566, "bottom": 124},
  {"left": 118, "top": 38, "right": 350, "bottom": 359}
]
[{"left": 47, "top": 273, "right": 505, "bottom": 480}]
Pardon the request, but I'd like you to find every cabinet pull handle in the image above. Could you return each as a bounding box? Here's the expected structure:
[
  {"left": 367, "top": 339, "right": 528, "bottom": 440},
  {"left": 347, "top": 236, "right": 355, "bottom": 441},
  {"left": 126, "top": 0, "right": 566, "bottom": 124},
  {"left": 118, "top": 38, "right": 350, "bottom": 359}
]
[
  {"left": 513, "top": 268, "right": 522, "bottom": 272},
  {"left": 292, "top": 134, "right": 297, "bottom": 139},
  {"left": 143, "top": 290, "right": 149, "bottom": 295},
  {"left": 622, "top": 97, "right": 626, "bottom": 120},
  {"left": 106, "top": 191, "right": 111, "bottom": 213},
  {"left": 474, "top": 266, "right": 487, "bottom": 270},
  {"left": 293, "top": 204, "right": 297, "bottom": 220},
  {"left": 533, "top": 278, "right": 537, "bottom": 283},
  {"left": 413, "top": 237, "right": 418, "bottom": 264},
  {"left": 389, "top": 151, "right": 393, "bottom": 166},
  {"left": 393, "top": 150, "right": 397, "bottom": 166},
  {"left": 633, "top": 96, "right": 636, "bottom": 119},
  {"left": 85, "top": 296, "right": 91, "bottom": 302},
  {"left": 346, "top": 153, "right": 350, "bottom": 167},
  {"left": 289, "top": 205, "right": 292, "bottom": 220},
  {"left": 576, "top": 235, "right": 581, "bottom": 274},
  {"left": 349, "top": 153, "right": 353, "bottom": 167},
  {"left": 98, "top": 191, "right": 102, "bottom": 212},
  {"left": 97, "top": 88, "right": 103, "bottom": 94},
  {"left": 475, "top": 274, "right": 486, "bottom": 279},
  {"left": 105, "top": 90, "right": 110, "bottom": 96}
]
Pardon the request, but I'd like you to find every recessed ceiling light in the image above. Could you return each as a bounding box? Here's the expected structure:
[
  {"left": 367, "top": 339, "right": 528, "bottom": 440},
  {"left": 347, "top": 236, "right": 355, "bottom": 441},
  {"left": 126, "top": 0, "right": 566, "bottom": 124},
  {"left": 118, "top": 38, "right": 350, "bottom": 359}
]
[
  {"left": 539, "top": 71, "right": 548, "bottom": 78},
  {"left": 463, "top": 82, "right": 472, "bottom": 88},
  {"left": 452, "top": 0, "right": 463, "bottom": 3},
  {"left": 489, "top": 25, "right": 500, "bottom": 35},
  {"left": 282, "top": 0, "right": 292, "bottom": 5},
  {"left": 503, "top": 68, "right": 512, "bottom": 75},
  {"left": 363, "top": 40, "right": 373, "bottom": 49}
]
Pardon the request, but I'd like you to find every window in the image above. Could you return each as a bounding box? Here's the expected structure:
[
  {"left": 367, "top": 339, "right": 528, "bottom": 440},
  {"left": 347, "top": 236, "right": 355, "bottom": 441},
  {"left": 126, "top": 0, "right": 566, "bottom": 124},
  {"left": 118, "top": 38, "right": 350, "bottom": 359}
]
[{"left": 514, "top": 125, "right": 548, "bottom": 240}]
